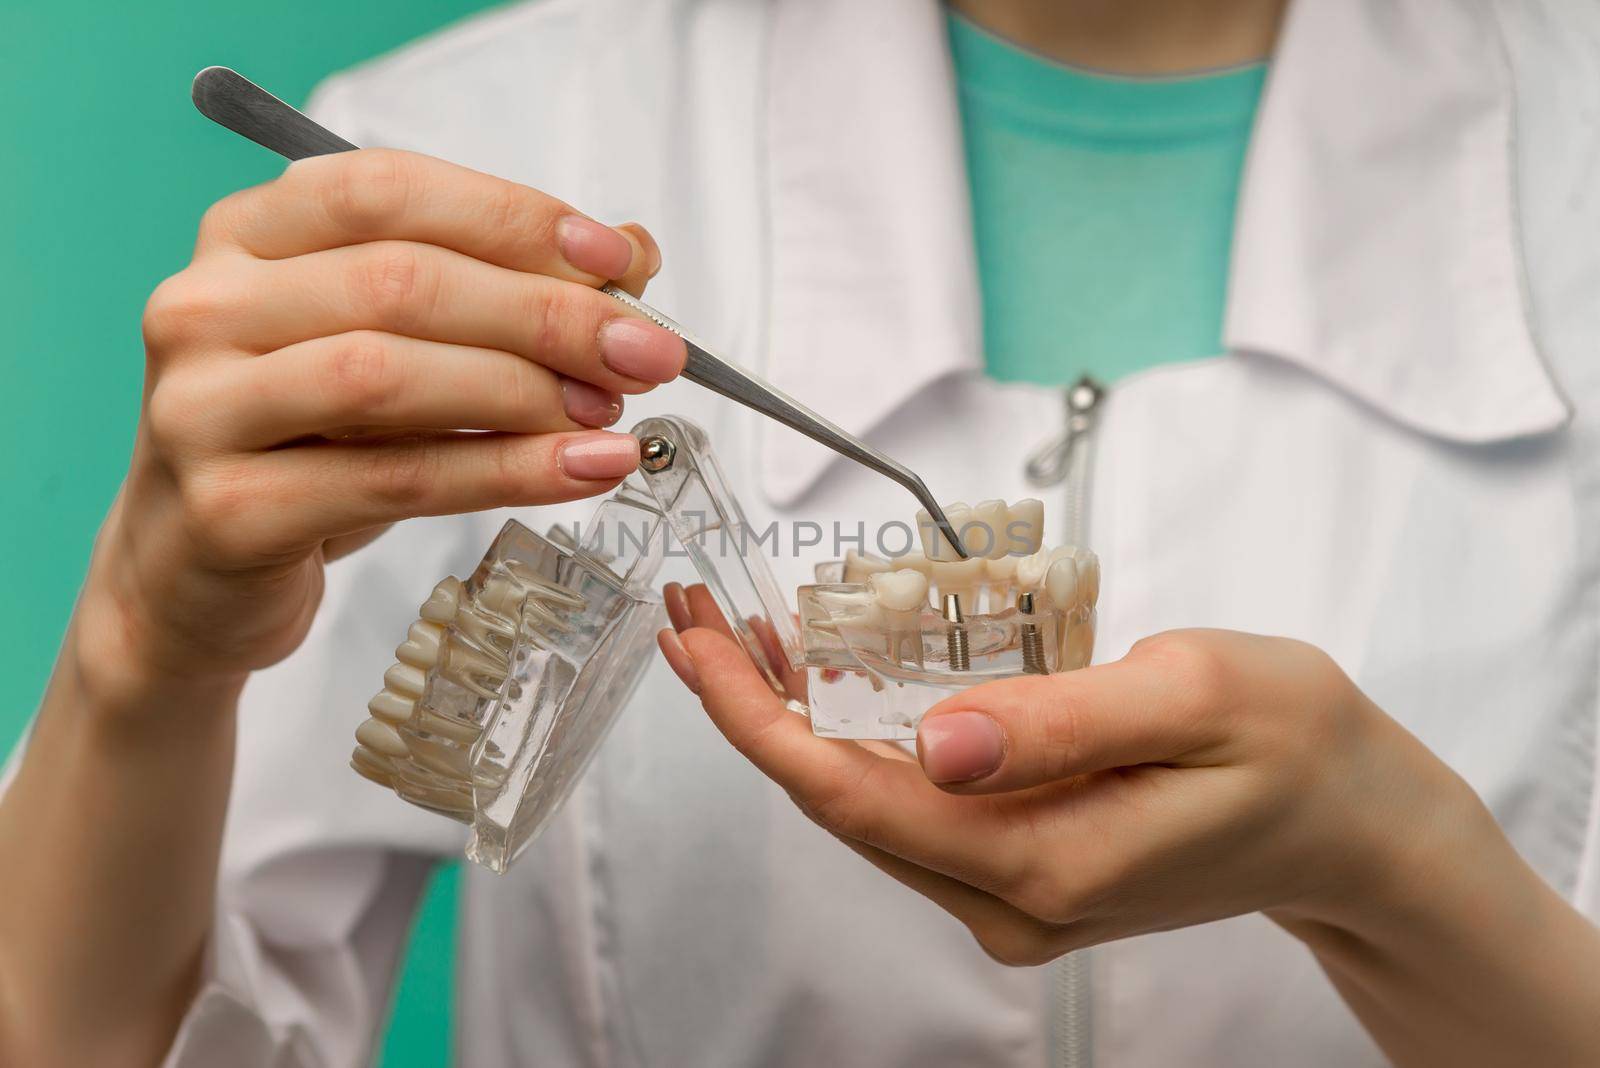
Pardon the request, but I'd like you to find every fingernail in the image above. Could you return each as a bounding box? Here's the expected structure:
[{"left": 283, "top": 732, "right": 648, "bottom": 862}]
[
  {"left": 557, "top": 432, "right": 639, "bottom": 480},
  {"left": 560, "top": 378, "right": 623, "bottom": 428},
  {"left": 917, "top": 711, "right": 1005, "bottom": 784},
  {"left": 557, "top": 215, "right": 634, "bottom": 278},
  {"left": 621, "top": 221, "right": 662, "bottom": 277},
  {"left": 663, "top": 582, "right": 693, "bottom": 632},
  {"left": 657, "top": 628, "right": 701, "bottom": 694},
  {"left": 598, "top": 318, "right": 687, "bottom": 383}
]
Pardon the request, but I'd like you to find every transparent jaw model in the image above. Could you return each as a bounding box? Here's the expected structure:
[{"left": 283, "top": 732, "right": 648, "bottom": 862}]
[
  {"left": 799, "top": 505, "right": 1099, "bottom": 739},
  {"left": 350, "top": 416, "right": 1098, "bottom": 872}
]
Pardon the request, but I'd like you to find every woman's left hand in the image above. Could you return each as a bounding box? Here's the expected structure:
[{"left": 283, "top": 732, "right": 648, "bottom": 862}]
[{"left": 655, "top": 584, "right": 1487, "bottom": 966}]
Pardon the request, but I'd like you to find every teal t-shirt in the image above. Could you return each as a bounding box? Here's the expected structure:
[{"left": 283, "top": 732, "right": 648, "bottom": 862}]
[{"left": 948, "top": 12, "right": 1267, "bottom": 386}]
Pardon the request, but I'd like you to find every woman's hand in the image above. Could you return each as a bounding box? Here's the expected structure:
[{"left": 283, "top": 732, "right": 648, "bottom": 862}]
[
  {"left": 659, "top": 589, "right": 1600, "bottom": 1067},
  {"left": 88, "top": 148, "right": 682, "bottom": 703},
  {"left": 0, "top": 152, "right": 681, "bottom": 1066}
]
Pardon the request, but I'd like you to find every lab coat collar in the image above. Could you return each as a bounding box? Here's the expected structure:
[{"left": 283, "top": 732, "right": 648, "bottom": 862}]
[
  {"left": 760, "top": 0, "right": 1570, "bottom": 508},
  {"left": 1223, "top": 0, "right": 1571, "bottom": 445}
]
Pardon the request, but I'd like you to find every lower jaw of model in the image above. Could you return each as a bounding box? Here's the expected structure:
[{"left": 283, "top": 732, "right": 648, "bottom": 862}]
[{"left": 801, "top": 498, "right": 1100, "bottom": 737}]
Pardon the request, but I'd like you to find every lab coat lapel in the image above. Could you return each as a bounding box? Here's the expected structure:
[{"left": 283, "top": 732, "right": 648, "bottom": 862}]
[
  {"left": 761, "top": 0, "right": 983, "bottom": 507},
  {"left": 1224, "top": 0, "right": 1571, "bottom": 443}
]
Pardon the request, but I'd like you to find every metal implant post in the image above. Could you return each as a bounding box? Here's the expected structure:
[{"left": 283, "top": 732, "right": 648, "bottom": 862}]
[
  {"left": 1017, "top": 592, "right": 1046, "bottom": 674},
  {"left": 943, "top": 593, "right": 970, "bottom": 672}
]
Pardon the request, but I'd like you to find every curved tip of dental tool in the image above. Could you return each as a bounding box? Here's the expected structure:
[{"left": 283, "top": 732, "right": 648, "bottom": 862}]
[
  {"left": 933, "top": 513, "right": 970, "bottom": 559},
  {"left": 913, "top": 492, "right": 970, "bottom": 560}
]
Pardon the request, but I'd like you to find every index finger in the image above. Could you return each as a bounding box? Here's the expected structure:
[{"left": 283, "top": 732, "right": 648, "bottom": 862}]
[
  {"left": 677, "top": 627, "right": 1034, "bottom": 894},
  {"left": 202, "top": 148, "right": 649, "bottom": 284}
]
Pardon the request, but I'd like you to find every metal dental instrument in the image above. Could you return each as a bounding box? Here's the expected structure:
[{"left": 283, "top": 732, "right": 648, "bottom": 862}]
[{"left": 189, "top": 66, "right": 971, "bottom": 559}]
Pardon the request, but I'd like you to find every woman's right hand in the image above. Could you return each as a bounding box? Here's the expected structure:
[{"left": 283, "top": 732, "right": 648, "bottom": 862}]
[{"left": 83, "top": 148, "right": 683, "bottom": 704}]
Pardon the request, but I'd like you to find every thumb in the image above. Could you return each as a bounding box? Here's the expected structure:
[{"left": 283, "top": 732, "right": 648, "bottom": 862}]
[{"left": 915, "top": 654, "right": 1218, "bottom": 793}]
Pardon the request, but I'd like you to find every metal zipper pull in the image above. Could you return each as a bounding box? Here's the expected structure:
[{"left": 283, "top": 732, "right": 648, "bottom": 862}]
[{"left": 1024, "top": 376, "right": 1106, "bottom": 487}]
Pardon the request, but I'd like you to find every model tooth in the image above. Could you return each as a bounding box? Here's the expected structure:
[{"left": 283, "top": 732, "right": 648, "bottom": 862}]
[
  {"left": 870, "top": 569, "right": 929, "bottom": 613},
  {"left": 478, "top": 573, "right": 527, "bottom": 619},
  {"left": 502, "top": 559, "right": 587, "bottom": 608},
  {"left": 970, "top": 499, "right": 1010, "bottom": 559},
  {"left": 395, "top": 620, "right": 444, "bottom": 669},
  {"left": 350, "top": 746, "right": 396, "bottom": 788},
  {"left": 986, "top": 555, "right": 1019, "bottom": 582},
  {"left": 889, "top": 551, "right": 934, "bottom": 574},
  {"left": 1044, "top": 556, "right": 1080, "bottom": 611},
  {"left": 817, "top": 587, "right": 884, "bottom": 628},
  {"left": 1006, "top": 499, "right": 1044, "bottom": 556},
  {"left": 917, "top": 501, "right": 971, "bottom": 561},
  {"left": 384, "top": 661, "right": 428, "bottom": 698},
  {"left": 419, "top": 577, "right": 462, "bottom": 624},
  {"left": 1017, "top": 545, "right": 1073, "bottom": 590},
  {"left": 355, "top": 717, "right": 410, "bottom": 758},
  {"left": 367, "top": 689, "right": 417, "bottom": 725},
  {"left": 930, "top": 557, "right": 985, "bottom": 602},
  {"left": 1062, "top": 616, "right": 1096, "bottom": 669},
  {"left": 450, "top": 604, "right": 516, "bottom": 657},
  {"left": 1072, "top": 549, "right": 1101, "bottom": 607},
  {"left": 842, "top": 549, "right": 893, "bottom": 584}
]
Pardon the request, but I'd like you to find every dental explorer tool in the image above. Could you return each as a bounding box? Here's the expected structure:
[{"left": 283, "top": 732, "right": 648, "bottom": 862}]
[{"left": 189, "top": 66, "right": 971, "bottom": 559}]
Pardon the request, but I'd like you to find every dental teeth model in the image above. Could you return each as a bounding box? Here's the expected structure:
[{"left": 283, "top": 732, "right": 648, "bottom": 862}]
[
  {"left": 352, "top": 514, "right": 669, "bottom": 874},
  {"left": 353, "top": 414, "right": 1103, "bottom": 873},
  {"left": 799, "top": 498, "right": 1099, "bottom": 738}
]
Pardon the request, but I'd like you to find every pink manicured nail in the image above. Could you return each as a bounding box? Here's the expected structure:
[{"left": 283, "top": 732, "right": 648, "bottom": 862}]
[
  {"left": 598, "top": 318, "right": 687, "bottom": 383},
  {"left": 556, "top": 215, "right": 634, "bottom": 278},
  {"left": 917, "top": 711, "right": 1006, "bottom": 784},
  {"left": 560, "top": 378, "right": 623, "bottom": 427},
  {"left": 557, "top": 432, "right": 639, "bottom": 481},
  {"left": 663, "top": 582, "right": 693, "bottom": 632},
  {"left": 657, "top": 628, "right": 701, "bottom": 694}
]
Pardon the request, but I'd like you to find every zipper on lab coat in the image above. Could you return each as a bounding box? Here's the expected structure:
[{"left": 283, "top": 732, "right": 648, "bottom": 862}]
[{"left": 1023, "top": 374, "right": 1106, "bottom": 1068}]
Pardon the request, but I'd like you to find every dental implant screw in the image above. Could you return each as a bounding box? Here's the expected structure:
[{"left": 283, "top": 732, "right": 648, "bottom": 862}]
[
  {"left": 1017, "top": 592, "right": 1047, "bottom": 675},
  {"left": 639, "top": 435, "right": 676, "bottom": 472},
  {"left": 943, "top": 593, "right": 970, "bottom": 672}
]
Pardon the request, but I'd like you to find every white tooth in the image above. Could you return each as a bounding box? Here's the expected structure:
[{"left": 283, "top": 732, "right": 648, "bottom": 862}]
[
  {"left": 817, "top": 588, "right": 884, "bottom": 628},
  {"left": 396, "top": 620, "right": 443, "bottom": 669},
  {"left": 1072, "top": 549, "right": 1101, "bottom": 607},
  {"left": 384, "top": 661, "right": 427, "bottom": 698},
  {"left": 842, "top": 549, "right": 893, "bottom": 584},
  {"left": 356, "top": 717, "right": 411, "bottom": 758},
  {"left": 890, "top": 551, "right": 934, "bottom": 574},
  {"left": 917, "top": 502, "right": 971, "bottom": 561},
  {"left": 350, "top": 746, "right": 396, "bottom": 788},
  {"left": 367, "top": 689, "right": 417, "bottom": 725},
  {"left": 1062, "top": 616, "right": 1096, "bottom": 670},
  {"left": 971, "top": 500, "right": 1010, "bottom": 559},
  {"left": 419, "top": 577, "right": 462, "bottom": 624},
  {"left": 1044, "top": 556, "right": 1080, "bottom": 611},
  {"left": 1016, "top": 545, "right": 1073, "bottom": 590},
  {"left": 986, "top": 555, "right": 1019, "bottom": 582},
  {"left": 870, "top": 569, "right": 929, "bottom": 613},
  {"left": 1006, "top": 499, "right": 1045, "bottom": 556},
  {"left": 930, "top": 557, "right": 985, "bottom": 603},
  {"left": 479, "top": 573, "right": 528, "bottom": 619}
]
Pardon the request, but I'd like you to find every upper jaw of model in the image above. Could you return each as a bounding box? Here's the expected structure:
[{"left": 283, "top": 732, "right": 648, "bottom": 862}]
[{"left": 828, "top": 499, "right": 1095, "bottom": 621}]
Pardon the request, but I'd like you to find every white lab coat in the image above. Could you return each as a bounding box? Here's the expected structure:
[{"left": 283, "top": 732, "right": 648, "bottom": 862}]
[{"left": 9, "top": 0, "right": 1597, "bottom": 1064}]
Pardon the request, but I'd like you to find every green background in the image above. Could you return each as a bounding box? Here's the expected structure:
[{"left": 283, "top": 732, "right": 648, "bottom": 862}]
[{"left": 0, "top": 3, "right": 493, "bottom": 1063}]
